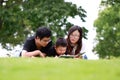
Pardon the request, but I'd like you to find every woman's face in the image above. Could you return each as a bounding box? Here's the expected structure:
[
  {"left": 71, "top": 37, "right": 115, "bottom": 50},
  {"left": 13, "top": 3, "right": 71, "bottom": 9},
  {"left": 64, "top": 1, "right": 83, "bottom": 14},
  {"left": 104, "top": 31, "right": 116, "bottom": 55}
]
[{"left": 69, "top": 30, "right": 80, "bottom": 44}]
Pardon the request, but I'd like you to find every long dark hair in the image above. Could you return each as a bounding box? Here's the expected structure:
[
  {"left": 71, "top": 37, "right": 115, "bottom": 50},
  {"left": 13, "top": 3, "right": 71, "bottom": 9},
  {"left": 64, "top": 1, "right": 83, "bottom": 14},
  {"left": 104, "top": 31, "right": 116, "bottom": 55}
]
[{"left": 67, "top": 25, "right": 82, "bottom": 55}]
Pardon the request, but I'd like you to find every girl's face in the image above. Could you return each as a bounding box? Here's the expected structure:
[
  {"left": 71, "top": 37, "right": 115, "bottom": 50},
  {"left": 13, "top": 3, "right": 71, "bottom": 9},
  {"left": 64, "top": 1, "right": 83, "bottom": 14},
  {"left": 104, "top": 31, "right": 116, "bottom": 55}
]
[{"left": 69, "top": 30, "right": 80, "bottom": 44}]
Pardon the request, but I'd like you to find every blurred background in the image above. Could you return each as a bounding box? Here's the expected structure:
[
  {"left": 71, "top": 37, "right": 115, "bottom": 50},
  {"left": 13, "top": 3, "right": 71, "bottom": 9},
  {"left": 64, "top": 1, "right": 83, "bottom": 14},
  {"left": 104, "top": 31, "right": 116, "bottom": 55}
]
[{"left": 0, "top": 0, "right": 120, "bottom": 59}]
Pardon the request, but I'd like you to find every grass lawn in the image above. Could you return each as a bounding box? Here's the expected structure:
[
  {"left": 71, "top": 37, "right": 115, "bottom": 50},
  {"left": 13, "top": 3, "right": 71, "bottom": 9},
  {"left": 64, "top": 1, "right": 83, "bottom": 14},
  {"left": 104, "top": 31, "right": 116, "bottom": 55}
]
[{"left": 0, "top": 58, "right": 120, "bottom": 80}]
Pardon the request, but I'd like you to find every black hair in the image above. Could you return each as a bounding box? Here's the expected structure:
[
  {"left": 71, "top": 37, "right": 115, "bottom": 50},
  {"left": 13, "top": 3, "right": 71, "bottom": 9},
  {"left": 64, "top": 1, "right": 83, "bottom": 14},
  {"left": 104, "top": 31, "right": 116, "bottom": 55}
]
[
  {"left": 35, "top": 27, "right": 51, "bottom": 39},
  {"left": 55, "top": 38, "right": 67, "bottom": 47}
]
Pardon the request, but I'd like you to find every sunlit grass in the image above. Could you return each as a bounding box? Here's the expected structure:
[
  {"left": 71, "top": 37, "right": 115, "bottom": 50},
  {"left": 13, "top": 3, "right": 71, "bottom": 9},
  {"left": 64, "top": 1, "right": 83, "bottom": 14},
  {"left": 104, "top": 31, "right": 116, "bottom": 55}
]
[{"left": 0, "top": 58, "right": 120, "bottom": 80}]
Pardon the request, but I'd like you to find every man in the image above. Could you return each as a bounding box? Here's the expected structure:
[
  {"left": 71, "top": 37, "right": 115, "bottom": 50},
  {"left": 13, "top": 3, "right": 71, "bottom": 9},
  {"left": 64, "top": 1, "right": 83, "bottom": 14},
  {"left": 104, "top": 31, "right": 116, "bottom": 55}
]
[{"left": 21, "top": 27, "right": 52, "bottom": 57}]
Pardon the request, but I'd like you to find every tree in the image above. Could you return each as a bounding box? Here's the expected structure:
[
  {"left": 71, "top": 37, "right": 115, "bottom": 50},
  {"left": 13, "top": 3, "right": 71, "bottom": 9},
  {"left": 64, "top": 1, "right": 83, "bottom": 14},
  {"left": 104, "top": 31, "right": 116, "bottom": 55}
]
[
  {"left": 93, "top": 0, "right": 120, "bottom": 58},
  {"left": 0, "top": 0, "right": 87, "bottom": 50}
]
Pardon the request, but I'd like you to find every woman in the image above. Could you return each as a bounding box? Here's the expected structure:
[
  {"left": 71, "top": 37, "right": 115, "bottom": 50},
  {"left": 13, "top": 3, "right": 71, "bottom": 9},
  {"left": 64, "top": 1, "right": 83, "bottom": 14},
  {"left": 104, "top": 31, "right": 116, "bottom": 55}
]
[{"left": 66, "top": 25, "right": 82, "bottom": 56}]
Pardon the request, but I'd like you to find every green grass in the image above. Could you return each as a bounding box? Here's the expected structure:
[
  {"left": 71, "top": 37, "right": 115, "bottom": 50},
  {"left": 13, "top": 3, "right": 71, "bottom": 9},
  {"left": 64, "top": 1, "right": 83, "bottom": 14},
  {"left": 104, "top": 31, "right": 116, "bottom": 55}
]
[{"left": 0, "top": 58, "right": 120, "bottom": 80}]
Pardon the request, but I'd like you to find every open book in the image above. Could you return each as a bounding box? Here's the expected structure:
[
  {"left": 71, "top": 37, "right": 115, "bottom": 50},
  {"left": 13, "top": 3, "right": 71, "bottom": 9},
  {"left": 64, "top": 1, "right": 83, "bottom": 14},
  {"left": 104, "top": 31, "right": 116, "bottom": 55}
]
[{"left": 59, "top": 55, "right": 74, "bottom": 58}]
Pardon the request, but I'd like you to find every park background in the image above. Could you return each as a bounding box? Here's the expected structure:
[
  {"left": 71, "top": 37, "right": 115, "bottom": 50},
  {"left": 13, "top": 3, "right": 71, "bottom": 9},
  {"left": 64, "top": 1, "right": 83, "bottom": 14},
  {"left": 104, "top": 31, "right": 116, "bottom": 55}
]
[
  {"left": 0, "top": 0, "right": 100, "bottom": 59},
  {"left": 0, "top": 0, "right": 120, "bottom": 59}
]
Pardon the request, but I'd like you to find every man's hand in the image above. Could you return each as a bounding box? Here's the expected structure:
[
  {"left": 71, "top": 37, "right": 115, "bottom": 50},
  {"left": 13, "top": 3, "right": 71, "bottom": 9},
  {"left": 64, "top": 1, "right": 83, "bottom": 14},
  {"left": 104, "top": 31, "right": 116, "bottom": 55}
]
[
  {"left": 21, "top": 50, "right": 46, "bottom": 58},
  {"left": 39, "top": 52, "right": 46, "bottom": 58}
]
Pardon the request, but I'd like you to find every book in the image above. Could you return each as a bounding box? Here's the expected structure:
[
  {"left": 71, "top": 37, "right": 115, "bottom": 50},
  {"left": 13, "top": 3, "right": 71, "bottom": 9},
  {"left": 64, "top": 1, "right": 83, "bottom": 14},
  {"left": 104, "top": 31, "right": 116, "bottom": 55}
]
[{"left": 59, "top": 55, "right": 74, "bottom": 58}]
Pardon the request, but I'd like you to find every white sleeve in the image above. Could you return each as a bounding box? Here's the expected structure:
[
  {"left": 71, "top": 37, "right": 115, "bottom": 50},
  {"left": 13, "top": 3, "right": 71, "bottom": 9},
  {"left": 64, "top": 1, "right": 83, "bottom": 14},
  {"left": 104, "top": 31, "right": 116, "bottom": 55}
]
[{"left": 80, "top": 42, "right": 86, "bottom": 54}]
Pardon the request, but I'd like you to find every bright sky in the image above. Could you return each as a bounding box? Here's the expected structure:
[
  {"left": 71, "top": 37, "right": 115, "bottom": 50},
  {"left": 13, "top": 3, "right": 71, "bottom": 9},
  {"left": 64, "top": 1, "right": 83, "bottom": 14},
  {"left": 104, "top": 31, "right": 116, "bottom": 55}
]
[{"left": 65, "top": 0, "right": 101, "bottom": 59}]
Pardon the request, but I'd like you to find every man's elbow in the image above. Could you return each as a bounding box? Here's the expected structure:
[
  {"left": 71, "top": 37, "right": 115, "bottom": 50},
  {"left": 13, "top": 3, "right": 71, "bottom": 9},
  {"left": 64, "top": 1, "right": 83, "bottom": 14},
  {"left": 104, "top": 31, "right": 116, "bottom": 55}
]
[{"left": 21, "top": 50, "right": 28, "bottom": 57}]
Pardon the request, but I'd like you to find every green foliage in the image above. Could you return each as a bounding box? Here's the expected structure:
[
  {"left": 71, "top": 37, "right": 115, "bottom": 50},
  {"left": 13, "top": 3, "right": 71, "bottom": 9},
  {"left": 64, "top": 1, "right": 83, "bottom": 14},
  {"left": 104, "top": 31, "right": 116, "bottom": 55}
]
[
  {"left": 82, "top": 27, "right": 88, "bottom": 39},
  {"left": 0, "top": 0, "right": 87, "bottom": 50},
  {"left": 101, "top": 0, "right": 120, "bottom": 6},
  {"left": 94, "top": 0, "right": 120, "bottom": 58},
  {"left": 0, "top": 58, "right": 120, "bottom": 80}
]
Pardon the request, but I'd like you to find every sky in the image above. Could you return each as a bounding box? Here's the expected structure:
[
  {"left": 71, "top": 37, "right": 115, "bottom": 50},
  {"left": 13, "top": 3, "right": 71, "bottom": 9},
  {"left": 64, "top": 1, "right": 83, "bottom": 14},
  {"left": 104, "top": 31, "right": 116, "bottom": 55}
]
[
  {"left": 65, "top": 0, "right": 101, "bottom": 59},
  {"left": 0, "top": 0, "right": 101, "bottom": 59}
]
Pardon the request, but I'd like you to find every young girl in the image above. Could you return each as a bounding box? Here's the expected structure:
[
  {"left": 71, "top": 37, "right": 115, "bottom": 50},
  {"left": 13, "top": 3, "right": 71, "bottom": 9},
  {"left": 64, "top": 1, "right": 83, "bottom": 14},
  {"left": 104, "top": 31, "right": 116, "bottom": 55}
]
[{"left": 66, "top": 25, "right": 83, "bottom": 57}]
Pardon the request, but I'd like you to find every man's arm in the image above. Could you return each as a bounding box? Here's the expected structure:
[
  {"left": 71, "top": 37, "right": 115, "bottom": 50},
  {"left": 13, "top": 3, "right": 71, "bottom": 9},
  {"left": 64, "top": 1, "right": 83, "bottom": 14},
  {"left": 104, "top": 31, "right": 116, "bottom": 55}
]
[{"left": 21, "top": 50, "right": 46, "bottom": 58}]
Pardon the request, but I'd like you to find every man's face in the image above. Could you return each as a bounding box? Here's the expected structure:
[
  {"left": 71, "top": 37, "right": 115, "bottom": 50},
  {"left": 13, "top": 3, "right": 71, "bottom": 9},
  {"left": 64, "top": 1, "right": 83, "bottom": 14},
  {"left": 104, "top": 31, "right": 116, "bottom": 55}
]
[
  {"left": 36, "top": 37, "right": 51, "bottom": 47},
  {"left": 55, "top": 46, "right": 67, "bottom": 55}
]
